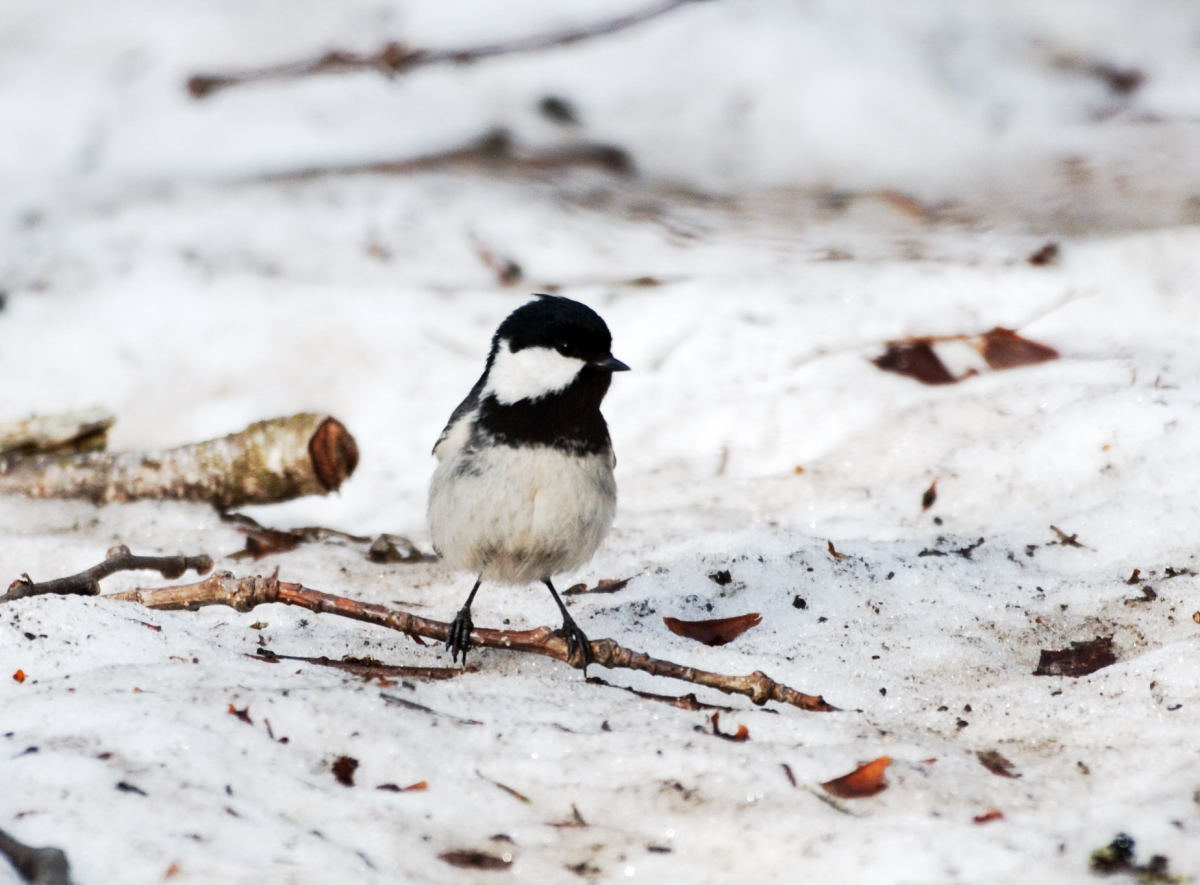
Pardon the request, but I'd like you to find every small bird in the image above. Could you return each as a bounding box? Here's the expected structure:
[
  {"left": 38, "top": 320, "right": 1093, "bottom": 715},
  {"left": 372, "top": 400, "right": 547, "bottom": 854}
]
[{"left": 428, "top": 294, "right": 629, "bottom": 670}]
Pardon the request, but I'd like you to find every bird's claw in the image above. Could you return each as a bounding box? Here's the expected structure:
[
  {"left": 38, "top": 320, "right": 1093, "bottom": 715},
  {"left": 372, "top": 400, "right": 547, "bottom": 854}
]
[
  {"left": 446, "top": 606, "right": 474, "bottom": 665},
  {"left": 558, "top": 616, "right": 593, "bottom": 673}
]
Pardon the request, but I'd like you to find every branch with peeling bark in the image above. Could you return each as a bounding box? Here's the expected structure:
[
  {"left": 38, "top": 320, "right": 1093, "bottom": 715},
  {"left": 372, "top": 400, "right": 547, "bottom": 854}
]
[
  {"left": 188, "top": 0, "right": 698, "bottom": 99},
  {"left": 0, "top": 413, "right": 357, "bottom": 508},
  {"left": 107, "top": 570, "right": 836, "bottom": 712}
]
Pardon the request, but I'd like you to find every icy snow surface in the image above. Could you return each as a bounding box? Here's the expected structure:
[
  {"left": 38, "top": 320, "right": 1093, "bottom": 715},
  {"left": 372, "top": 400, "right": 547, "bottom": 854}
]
[{"left": 3, "top": 1, "right": 1200, "bottom": 883}]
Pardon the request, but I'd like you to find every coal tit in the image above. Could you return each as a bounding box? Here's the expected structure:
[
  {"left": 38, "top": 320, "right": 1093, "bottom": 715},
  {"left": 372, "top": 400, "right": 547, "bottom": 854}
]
[{"left": 428, "top": 294, "right": 629, "bottom": 670}]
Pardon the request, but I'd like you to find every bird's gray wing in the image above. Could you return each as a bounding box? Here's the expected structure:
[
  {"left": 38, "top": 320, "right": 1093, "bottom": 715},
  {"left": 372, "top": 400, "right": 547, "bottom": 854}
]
[{"left": 432, "top": 371, "right": 487, "bottom": 459}]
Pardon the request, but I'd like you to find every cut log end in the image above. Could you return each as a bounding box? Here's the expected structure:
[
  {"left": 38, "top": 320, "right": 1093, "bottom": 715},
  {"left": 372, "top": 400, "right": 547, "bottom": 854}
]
[{"left": 309, "top": 418, "right": 359, "bottom": 491}]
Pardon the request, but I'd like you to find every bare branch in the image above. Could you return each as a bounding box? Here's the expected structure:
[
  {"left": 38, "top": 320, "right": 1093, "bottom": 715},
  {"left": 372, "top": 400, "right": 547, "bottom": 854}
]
[
  {"left": 0, "top": 413, "right": 358, "bottom": 508},
  {"left": 3, "top": 545, "right": 213, "bottom": 603},
  {"left": 108, "top": 571, "right": 837, "bottom": 712},
  {"left": 0, "top": 828, "right": 74, "bottom": 885},
  {"left": 256, "top": 129, "right": 633, "bottom": 184},
  {"left": 188, "top": 0, "right": 699, "bottom": 99}
]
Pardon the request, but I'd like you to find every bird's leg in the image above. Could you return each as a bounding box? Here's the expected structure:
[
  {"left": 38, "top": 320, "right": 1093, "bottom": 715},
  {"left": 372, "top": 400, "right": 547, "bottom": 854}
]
[
  {"left": 543, "top": 578, "right": 593, "bottom": 672},
  {"left": 446, "top": 578, "right": 481, "bottom": 664}
]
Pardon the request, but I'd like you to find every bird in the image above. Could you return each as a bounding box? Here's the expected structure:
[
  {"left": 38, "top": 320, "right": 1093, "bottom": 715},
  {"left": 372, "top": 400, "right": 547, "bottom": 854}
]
[{"left": 428, "top": 294, "right": 629, "bottom": 671}]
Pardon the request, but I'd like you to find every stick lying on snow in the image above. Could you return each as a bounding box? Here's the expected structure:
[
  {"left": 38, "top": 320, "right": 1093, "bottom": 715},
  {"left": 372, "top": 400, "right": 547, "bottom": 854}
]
[
  {"left": 0, "top": 413, "right": 358, "bottom": 508},
  {"left": 3, "top": 547, "right": 837, "bottom": 712}
]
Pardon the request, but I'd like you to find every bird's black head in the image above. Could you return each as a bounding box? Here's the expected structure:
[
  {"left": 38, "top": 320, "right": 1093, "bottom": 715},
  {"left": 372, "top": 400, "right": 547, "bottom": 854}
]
[
  {"left": 477, "top": 295, "right": 628, "bottom": 453},
  {"left": 483, "top": 294, "right": 629, "bottom": 406}
]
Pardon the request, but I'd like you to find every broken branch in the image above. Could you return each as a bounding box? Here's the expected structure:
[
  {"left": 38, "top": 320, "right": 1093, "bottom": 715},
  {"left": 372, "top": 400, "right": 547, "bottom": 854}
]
[
  {"left": 0, "top": 409, "right": 115, "bottom": 458},
  {"left": 188, "top": 0, "right": 698, "bottom": 99},
  {"left": 108, "top": 570, "right": 836, "bottom": 712},
  {"left": 0, "top": 413, "right": 358, "bottom": 508},
  {"left": 3, "top": 545, "right": 213, "bottom": 603}
]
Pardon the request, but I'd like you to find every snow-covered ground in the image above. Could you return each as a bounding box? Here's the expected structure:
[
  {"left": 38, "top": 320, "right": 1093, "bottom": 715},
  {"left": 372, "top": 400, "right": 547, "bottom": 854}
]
[{"left": 3, "top": 1, "right": 1200, "bottom": 882}]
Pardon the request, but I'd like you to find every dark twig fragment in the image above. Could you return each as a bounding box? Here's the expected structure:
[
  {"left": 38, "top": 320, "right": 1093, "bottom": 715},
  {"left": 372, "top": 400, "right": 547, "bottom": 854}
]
[{"left": 2, "top": 545, "right": 212, "bottom": 603}]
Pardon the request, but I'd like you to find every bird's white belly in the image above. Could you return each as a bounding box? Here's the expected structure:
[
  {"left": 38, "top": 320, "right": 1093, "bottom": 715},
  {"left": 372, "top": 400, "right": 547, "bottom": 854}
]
[{"left": 428, "top": 444, "right": 616, "bottom": 585}]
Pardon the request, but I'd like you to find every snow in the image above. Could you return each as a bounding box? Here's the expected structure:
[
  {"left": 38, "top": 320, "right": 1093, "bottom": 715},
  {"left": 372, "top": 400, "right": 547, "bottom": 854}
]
[{"left": 4, "top": 1, "right": 1200, "bottom": 882}]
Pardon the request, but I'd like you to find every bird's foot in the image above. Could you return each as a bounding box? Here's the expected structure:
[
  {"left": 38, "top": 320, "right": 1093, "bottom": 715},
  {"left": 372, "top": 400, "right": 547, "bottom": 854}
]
[
  {"left": 446, "top": 606, "right": 474, "bottom": 664},
  {"left": 557, "top": 615, "right": 593, "bottom": 673}
]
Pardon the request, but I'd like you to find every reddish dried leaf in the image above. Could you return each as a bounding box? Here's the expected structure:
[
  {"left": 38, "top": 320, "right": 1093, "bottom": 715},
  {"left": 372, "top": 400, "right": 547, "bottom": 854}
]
[
  {"left": 562, "top": 576, "right": 635, "bottom": 596},
  {"left": 332, "top": 755, "right": 359, "bottom": 787},
  {"left": 705, "top": 712, "right": 750, "bottom": 742},
  {"left": 827, "top": 540, "right": 849, "bottom": 560},
  {"left": 921, "top": 479, "right": 938, "bottom": 511},
  {"left": 663, "top": 612, "right": 761, "bottom": 646},
  {"left": 977, "top": 327, "right": 1059, "bottom": 370},
  {"left": 12, "top": 669, "right": 26, "bottom": 683},
  {"left": 977, "top": 749, "right": 1021, "bottom": 779},
  {"left": 377, "top": 780, "right": 427, "bottom": 793},
  {"left": 974, "top": 809, "right": 1005, "bottom": 824},
  {"left": 227, "top": 704, "right": 252, "bottom": 725},
  {"left": 872, "top": 340, "right": 957, "bottom": 385},
  {"left": 1034, "top": 636, "right": 1117, "bottom": 677},
  {"left": 230, "top": 526, "right": 303, "bottom": 560},
  {"left": 821, "top": 756, "right": 892, "bottom": 799},
  {"left": 439, "top": 850, "right": 511, "bottom": 871}
]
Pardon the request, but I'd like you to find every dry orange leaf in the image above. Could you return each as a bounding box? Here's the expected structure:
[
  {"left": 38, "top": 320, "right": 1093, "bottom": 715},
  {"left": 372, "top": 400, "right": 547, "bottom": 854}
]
[
  {"left": 12, "top": 669, "right": 26, "bottom": 683},
  {"left": 821, "top": 756, "right": 892, "bottom": 799},
  {"left": 663, "top": 612, "right": 761, "bottom": 646},
  {"left": 974, "top": 809, "right": 1005, "bottom": 824}
]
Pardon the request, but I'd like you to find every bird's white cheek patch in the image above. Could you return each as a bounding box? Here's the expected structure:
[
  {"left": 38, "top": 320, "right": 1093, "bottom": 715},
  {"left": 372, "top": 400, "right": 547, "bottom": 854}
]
[{"left": 486, "top": 344, "right": 584, "bottom": 404}]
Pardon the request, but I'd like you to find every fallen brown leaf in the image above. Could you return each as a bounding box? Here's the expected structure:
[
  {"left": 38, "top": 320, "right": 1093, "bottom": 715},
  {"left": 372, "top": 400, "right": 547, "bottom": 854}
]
[
  {"left": 974, "top": 809, "right": 1005, "bottom": 824},
  {"left": 663, "top": 612, "right": 761, "bottom": 646},
  {"left": 921, "top": 479, "right": 938, "bottom": 511},
  {"left": 1027, "top": 242, "right": 1060, "bottom": 266},
  {"left": 12, "top": 669, "right": 26, "bottom": 683},
  {"left": 1033, "top": 636, "right": 1117, "bottom": 677},
  {"left": 227, "top": 704, "right": 252, "bottom": 725},
  {"left": 439, "top": 850, "right": 511, "bottom": 871},
  {"left": 562, "top": 576, "right": 635, "bottom": 596},
  {"left": 827, "top": 540, "right": 850, "bottom": 560},
  {"left": 976, "top": 327, "right": 1059, "bottom": 370},
  {"left": 977, "top": 749, "right": 1021, "bottom": 779},
  {"left": 872, "top": 340, "right": 956, "bottom": 385},
  {"left": 821, "top": 756, "right": 892, "bottom": 799},
  {"left": 377, "top": 780, "right": 427, "bottom": 793},
  {"left": 332, "top": 755, "right": 359, "bottom": 787}
]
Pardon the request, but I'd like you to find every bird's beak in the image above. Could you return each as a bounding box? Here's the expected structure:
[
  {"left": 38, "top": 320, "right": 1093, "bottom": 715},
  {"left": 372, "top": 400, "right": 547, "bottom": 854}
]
[{"left": 593, "top": 355, "right": 631, "bottom": 372}]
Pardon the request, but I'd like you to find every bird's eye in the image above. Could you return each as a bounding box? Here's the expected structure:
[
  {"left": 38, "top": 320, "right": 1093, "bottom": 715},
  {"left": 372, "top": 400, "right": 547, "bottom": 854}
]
[{"left": 555, "top": 341, "right": 576, "bottom": 357}]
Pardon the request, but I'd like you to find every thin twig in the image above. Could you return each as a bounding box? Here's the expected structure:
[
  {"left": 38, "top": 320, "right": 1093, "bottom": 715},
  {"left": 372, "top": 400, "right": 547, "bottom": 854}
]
[
  {"left": 0, "top": 828, "right": 74, "bottom": 885},
  {"left": 256, "top": 129, "right": 632, "bottom": 184},
  {"left": 108, "top": 571, "right": 837, "bottom": 712},
  {"left": 2, "top": 545, "right": 213, "bottom": 603},
  {"left": 188, "top": 0, "right": 699, "bottom": 99},
  {"left": 252, "top": 649, "right": 461, "bottom": 681}
]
